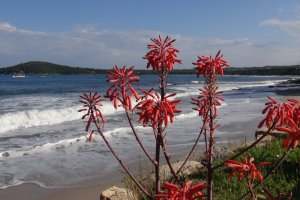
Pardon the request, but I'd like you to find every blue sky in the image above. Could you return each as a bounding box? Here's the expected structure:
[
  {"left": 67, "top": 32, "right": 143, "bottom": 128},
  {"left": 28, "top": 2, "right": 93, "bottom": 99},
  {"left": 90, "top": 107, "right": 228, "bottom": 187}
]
[{"left": 0, "top": 0, "right": 300, "bottom": 68}]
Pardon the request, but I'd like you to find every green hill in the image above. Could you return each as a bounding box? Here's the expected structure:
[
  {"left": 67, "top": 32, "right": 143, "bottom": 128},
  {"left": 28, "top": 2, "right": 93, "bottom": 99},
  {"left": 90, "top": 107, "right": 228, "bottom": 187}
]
[
  {"left": 0, "top": 61, "right": 108, "bottom": 75},
  {"left": 224, "top": 65, "right": 300, "bottom": 75},
  {"left": 1, "top": 61, "right": 300, "bottom": 75},
  {"left": 169, "top": 65, "right": 300, "bottom": 75}
]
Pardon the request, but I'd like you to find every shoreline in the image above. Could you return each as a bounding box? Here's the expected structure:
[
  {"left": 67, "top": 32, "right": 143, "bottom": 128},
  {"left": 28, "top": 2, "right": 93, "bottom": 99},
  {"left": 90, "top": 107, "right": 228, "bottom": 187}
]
[
  {"left": 0, "top": 168, "right": 125, "bottom": 200},
  {"left": 1, "top": 84, "right": 300, "bottom": 200}
]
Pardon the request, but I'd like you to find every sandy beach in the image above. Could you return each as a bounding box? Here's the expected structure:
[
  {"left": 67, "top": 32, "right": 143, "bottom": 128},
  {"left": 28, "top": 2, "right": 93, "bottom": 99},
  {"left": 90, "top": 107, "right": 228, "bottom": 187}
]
[
  {"left": 0, "top": 150, "right": 192, "bottom": 200},
  {"left": 0, "top": 182, "right": 108, "bottom": 200},
  {"left": 1, "top": 82, "right": 299, "bottom": 200},
  {"left": 0, "top": 169, "right": 125, "bottom": 200}
]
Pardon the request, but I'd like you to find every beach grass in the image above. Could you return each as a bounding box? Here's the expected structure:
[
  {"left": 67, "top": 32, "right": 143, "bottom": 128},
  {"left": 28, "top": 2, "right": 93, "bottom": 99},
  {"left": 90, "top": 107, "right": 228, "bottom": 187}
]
[
  {"left": 198, "top": 138, "right": 300, "bottom": 199},
  {"left": 131, "top": 138, "right": 300, "bottom": 199}
]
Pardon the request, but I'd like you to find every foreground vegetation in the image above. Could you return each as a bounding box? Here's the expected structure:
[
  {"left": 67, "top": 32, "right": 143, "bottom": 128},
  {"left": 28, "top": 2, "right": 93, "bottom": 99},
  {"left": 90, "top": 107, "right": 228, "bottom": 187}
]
[
  {"left": 206, "top": 138, "right": 300, "bottom": 199},
  {"left": 126, "top": 138, "right": 300, "bottom": 199}
]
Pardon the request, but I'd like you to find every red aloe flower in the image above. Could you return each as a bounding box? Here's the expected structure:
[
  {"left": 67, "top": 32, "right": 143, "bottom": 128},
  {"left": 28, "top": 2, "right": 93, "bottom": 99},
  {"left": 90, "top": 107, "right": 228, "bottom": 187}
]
[
  {"left": 275, "top": 99, "right": 300, "bottom": 149},
  {"left": 135, "top": 89, "right": 180, "bottom": 128},
  {"left": 225, "top": 156, "right": 271, "bottom": 182},
  {"left": 106, "top": 65, "right": 139, "bottom": 110},
  {"left": 156, "top": 181, "right": 207, "bottom": 200},
  {"left": 276, "top": 124, "right": 300, "bottom": 149},
  {"left": 191, "top": 86, "right": 223, "bottom": 119},
  {"left": 193, "top": 50, "right": 229, "bottom": 78},
  {"left": 258, "top": 97, "right": 292, "bottom": 129},
  {"left": 79, "top": 92, "right": 106, "bottom": 141},
  {"left": 143, "top": 35, "right": 182, "bottom": 71}
]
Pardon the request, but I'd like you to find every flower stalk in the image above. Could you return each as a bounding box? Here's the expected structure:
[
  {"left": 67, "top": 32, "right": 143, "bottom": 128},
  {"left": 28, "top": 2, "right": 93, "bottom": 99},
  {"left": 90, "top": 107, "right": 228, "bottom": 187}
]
[
  {"left": 192, "top": 50, "right": 229, "bottom": 199},
  {"left": 79, "top": 92, "right": 151, "bottom": 198},
  {"left": 91, "top": 115, "right": 152, "bottom": 198},
  {"left": 143, "top": 35, "right": 182, "bottom": 193}
]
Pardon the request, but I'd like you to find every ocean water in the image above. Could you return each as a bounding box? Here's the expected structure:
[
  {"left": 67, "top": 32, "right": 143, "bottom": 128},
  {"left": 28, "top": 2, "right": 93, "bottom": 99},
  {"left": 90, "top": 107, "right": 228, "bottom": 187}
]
[{"left": 0, "top": 74, "right": 295, "bottom": 188}]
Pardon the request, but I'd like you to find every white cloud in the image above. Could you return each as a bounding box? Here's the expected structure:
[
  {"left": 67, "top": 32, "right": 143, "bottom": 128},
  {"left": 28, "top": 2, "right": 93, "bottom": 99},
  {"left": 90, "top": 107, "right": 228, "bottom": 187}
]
[
  {"left": 261, "top": 18, "right": 300, "bottom": 38},
  {"left": 277, "top": 4, "right": 300, "bottom": 15},
  {"left": 0, "top": 22, "right": 46, "bottom": 36},
  {"left": 0, "top": 22, "right": 299, "bottom": 68},
  {"left": 208, "top": 38, "right": 252, "bottom": 46},
  {"left": 0, "top": 22, "right": 17, "bottom": 32}
]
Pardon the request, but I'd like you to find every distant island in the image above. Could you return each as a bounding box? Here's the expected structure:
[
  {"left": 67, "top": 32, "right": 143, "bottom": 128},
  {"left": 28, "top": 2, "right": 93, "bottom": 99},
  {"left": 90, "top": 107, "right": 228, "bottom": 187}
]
[
  {"left": 0, "top": 61, "right": 109, "bottom": 75},
  {"left": 0, "top": 61, "right": 300, "bottom": 75}
]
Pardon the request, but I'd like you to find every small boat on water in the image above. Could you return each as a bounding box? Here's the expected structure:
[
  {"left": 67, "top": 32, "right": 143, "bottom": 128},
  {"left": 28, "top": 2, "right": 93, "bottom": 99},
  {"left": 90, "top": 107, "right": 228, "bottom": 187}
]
[
  {"left": 12, "top": 74, "right": 26, "bottom": 78},
  {"left": 12, "top": 71, "right": 26, "bottom": 78}
]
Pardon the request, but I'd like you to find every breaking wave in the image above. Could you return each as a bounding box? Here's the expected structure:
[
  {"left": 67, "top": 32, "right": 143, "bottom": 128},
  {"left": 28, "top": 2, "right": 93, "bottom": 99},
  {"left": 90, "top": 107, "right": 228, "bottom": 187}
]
[{"left": 0, "top": 102, "right": 118, "bottom": 134}]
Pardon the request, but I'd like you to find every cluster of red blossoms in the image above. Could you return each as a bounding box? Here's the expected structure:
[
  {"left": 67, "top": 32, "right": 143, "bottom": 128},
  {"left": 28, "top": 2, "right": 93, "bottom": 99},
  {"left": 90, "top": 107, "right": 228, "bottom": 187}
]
[
  {"left": 156, "top": 181, "right": 207, "bottom": 200},
  {"left": 191, "top": 87, "right": 223, "bottom": 120},
  {"left": 79, "top": 92, "right": 106, "bottom": 140},
  {"left": 134, "top": 89, "right": 180, "bottom": 128},
  {"left": 193, "top": 50, "right": 229, "bottom": 78},
  {"left": 106, "top": 65, "right": 140, "bottom": 110},
  {"left": 259, "top": 97, "right": 300, "bottom": 148},
  {"left": 144, "top": 35, "right": 182, "bottom": 71},
  {"left": 191, "top": 50, "right": 228, "bottom": 122},
  {"left": 105, "top": 67, "right": 181, "bottom": 129},
  {"left": 225, "top": 156, "right": 271, "bottom": 182}
]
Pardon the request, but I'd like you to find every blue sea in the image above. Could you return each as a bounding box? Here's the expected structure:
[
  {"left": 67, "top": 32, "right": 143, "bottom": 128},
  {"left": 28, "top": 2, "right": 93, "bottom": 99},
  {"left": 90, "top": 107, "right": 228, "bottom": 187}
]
[{"left": 0, "top": 74, "right": 296, "bottom": 189}]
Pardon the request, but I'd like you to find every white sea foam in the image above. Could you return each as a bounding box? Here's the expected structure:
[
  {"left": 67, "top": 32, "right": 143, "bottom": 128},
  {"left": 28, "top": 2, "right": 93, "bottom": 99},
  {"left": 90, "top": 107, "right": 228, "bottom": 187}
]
[
  {"left": 172, "top": 80, "right": 283, "bottom": 98},
  {"left": 0, "top": 174, "right": 53, "bottom": 189},
  {"left": 0, "top": 135, "right": 86, "bottom": 159},
  {"left": 0, "top": 179, "right": 24, "bottom": 189},
  {"left": 175, "top": 111, "right": 198, "bottom": 120},
  {"left": 0, "top": 124, "right": 151, "bottom": 159},
  {"left": 0, "top": 102, "right": 229, "bottom": 160},
  {"left": 175, "top": 102, "right": 227, "bottom": 120},
  {"left": 220, "top": 80, "right": 283, "bottom": 91},
  {"left": 175, "top": 91, "right": 199, "bottom": 98},
  {"left": 0, "top": 102, "right": 118, "bottom": 134}
]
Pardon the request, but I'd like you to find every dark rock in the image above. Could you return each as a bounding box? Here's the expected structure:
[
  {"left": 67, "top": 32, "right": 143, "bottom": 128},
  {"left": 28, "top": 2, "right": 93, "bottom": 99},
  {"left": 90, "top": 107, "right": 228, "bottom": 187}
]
[{"left": 2, "top": 152, "right": 9, "bottom": 157}]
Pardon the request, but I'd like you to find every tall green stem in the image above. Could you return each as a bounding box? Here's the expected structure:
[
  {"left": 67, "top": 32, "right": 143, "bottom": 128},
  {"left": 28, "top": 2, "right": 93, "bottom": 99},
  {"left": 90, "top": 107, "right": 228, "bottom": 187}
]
[
  {"left": 207, "top": 74, "right": 216, "bottom": 200},
  {"left": 207, "top": 94, "right": 214, "bottom": 200},
  {"left": 154, "top": 70, "right": 167, "bottom": 193}
]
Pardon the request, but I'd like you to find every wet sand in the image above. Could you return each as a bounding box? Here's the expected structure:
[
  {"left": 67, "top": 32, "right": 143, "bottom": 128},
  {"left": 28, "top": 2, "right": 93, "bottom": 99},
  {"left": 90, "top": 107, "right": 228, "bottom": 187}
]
[
  {"left": 0, "top": 182, "right": 111, "bottom": 200},
  {"left": 0, "top": 170, "right": 125, "bottom": 200}
]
